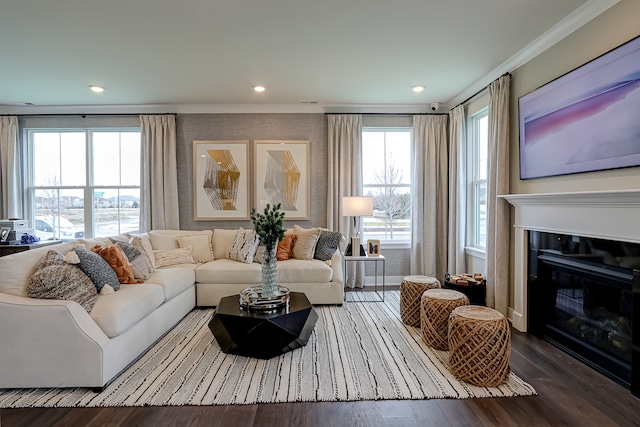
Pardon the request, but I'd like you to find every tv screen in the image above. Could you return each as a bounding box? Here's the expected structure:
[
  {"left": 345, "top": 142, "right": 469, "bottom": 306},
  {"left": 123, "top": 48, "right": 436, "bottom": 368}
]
[{"left": 518, "top": 35, "right": 640, "bottom": 179}]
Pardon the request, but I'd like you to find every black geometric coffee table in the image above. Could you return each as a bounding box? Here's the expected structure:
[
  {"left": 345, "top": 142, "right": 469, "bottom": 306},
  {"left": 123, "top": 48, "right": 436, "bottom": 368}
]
[{"left": 209, "top": 291, "right": 318, "bottom": 359}]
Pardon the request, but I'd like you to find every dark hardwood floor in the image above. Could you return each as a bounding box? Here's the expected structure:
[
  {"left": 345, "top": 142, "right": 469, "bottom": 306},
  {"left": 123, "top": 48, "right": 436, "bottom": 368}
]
[{"left": 2, "top": 328, "right": 639, "bottom": 426}]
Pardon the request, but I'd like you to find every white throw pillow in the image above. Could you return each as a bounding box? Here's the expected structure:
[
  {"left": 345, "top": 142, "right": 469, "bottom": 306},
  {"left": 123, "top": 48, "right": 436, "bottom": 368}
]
[
  {"left": 227, "top": 228, "right": 260, "bottom": 264},
  {"left": 177, "top": 234, "right": 214, "bottom": 264},
  {"left": 129, "top": 234, "right": 157, "bottom": 272},
  {"left": 292, "top": 225, "right": 321, "bottom": 260},
  {"left": 213, "top": 228, "right": 239, "bottom": 260},
  {"left": 153, "top": 247, "right": 195, "bottom": 267}
]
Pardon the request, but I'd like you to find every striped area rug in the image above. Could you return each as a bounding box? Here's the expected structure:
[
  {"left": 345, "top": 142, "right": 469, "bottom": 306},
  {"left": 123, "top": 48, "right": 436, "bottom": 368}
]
[{"left": 0, "top": 291, "right": 536, "bottom": 408}]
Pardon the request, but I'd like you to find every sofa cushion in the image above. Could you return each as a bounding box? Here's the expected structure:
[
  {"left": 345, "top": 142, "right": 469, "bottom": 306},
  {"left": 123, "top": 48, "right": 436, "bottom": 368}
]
[
  {"left": 212, "top": 228, "right": 238, "bottom": 260},
  {"left": 195, "top": 259, "right": 261, "bottom": 284},
  {"left": 227, "top": 228, "right": 260, "bottom": 264},
  {"left": 276, "top": 259, "right": 334, "bottom": 283},
  {"left": 314, "top": 230, "right": 342, "bottom": 261},
  {"left": 177, "top": 234, "right": 214, "bottom": 263},
  {"left": 90, "top": 284, "right": 165, "bottom": 338},
  {"left": 148, "top": 230, "right": 213, "bottom": 251},
  {"left": 0, "top": 241, "right": 77, "bottom": 297},
  {"left": 146, "top": 267, "right": 196, "bottom": 301},
  {"left": 25, "top": 250, "right": 97, "bottom": 312},
  {"left": 292, "top": 225, "right": 321, "bottom": 260}
]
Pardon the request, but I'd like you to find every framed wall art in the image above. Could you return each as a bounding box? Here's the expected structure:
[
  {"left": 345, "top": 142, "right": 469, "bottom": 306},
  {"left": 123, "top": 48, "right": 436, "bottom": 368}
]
[
  {"left": 519, "top": 35, "right": 640, "bottom": 179},
  {"left": 254, "top": 140, "right": 310, "bottom": 220},
  {"left": 193, "top": 140, "right": 250, "bottom": 220}
]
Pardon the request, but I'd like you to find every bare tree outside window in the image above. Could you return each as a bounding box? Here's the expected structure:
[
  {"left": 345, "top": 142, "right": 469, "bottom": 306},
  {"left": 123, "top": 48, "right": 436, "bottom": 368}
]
[{"left": 367, "top": 160, "right": 411, "bottom": 239}]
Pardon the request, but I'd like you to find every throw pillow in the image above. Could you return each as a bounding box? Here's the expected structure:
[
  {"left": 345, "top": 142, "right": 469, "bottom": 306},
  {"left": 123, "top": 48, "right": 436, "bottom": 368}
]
[
  {"left": 276, "top": 234, "right": 297, "bottom": 261},
  {"left": 253, "top": 246, "right": 266, "bottom": 264},
  {"left": 26, "top": 250, "right": 97, "bottom": 312},
  {"left": 110, "top": 239, "right": 149, "bottom": 280},
  {"left": 110, "top": 239, "right": 142, "bottom": 261},
  {"left": 227, "top": 228, "right": 260, "bottom": 264},
  {"left": 153, "top": 247, "right": 195, "bottom": 267},
  {"left": 71, "top": 247, "right": 121, "bottom": 292},
  {"left": 177, "top": 234, "right": 214, "bottom": 264},
  {"left": 314, "top": 230, "right": 343, "bottom": 261},
  {"left": 212, "top": 228, "right": 239, "bottom": 260},
  {"left": 292, "top": 225, "right": 321, "bottom": 260},
  {"left": 129, "top": 234, "right": 157, "bottom": 272},
  {"left": 91, "top": 245, "right": 141, "bottom": 284}
]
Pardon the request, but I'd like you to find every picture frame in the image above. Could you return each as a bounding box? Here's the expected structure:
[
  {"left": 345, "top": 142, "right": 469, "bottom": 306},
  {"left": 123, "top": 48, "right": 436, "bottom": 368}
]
[
  {"left": 367, "top": 239, "right": 381, "bottom": 257},
  {"left": 254, "top": 140, "right": 310, "bottom": 220},
  {"left": 518, "top": 34, "right": 640, "bottom": 179},
  {"left": 193, "top": 140, "right": 250, "bottom": 220},
  {"left": 0, "top": 227, "right": 11, "bottom": 242}
]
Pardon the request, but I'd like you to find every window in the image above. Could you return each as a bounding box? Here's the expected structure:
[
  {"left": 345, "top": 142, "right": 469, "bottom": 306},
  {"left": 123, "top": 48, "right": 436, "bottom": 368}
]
[
  {"left": 362, "top": 128, "right": 412, "bottom": 245},
  {"left": 28, "top": 129, "right": 141, "bottom": 240},
  {"left": 467, "top": 110, "right": 488, "bottom": 248}
]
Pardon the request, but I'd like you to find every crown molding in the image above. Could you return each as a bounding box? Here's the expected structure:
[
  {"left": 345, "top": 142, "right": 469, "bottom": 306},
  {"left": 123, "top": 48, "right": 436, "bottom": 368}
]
[{"left": 447, "top": 0, "right": 621, "bottom": 109}]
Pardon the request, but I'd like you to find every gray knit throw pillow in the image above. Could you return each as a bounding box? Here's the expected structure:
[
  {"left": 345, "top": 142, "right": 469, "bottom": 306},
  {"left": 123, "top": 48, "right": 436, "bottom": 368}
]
[
  {"left": 26, "top": 250, "right": 97, "bottom": 312},
  {"left": 314, "top": 230, "right": 342, "bottom": 261},
  {"left": 73, "top": 247, "right": 121, "bottom": 292}
]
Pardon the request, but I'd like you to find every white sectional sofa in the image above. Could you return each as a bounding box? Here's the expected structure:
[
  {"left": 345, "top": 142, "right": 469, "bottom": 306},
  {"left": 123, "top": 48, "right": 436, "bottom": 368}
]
[{"left": 0, "top": 228, "right": 344, "bottom": 389}]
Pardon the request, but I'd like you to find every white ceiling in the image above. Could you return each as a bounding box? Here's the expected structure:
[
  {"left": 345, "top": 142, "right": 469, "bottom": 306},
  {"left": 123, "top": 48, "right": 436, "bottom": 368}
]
[{"left": 0, "top": 0, "right": 618, "bottom": 113}]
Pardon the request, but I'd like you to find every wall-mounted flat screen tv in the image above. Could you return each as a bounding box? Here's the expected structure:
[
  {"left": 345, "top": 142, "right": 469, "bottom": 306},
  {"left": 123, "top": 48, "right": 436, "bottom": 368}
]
[{"left": 519, "top": 35, "right": 640, "bottom": 179}]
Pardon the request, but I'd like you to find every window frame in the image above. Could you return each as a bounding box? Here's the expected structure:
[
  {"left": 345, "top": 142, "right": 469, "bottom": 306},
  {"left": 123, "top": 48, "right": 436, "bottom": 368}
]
[
  {"left": 466, "top": 108, "right": 489, "bottom": 252},
  {"left": 361, "top": 126, "right": 413, "bottom": 249},
  {"left": 26, "top": 127, "right": 141, "bottom": 239}
]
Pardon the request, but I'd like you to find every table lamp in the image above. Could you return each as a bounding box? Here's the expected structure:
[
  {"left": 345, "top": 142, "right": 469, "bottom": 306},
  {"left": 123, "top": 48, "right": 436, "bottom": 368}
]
[{"left": 342, "top": 196, "right": 374, "bottom": 256}]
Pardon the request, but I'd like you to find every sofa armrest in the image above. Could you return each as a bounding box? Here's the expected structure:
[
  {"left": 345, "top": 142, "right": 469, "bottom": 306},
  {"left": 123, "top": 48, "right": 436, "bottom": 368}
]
[
  {"left": 330, "top": 251, "right": 344, "bottom": 287},
  {"left": 0, "top": 292, "right": 110, "bottom": 388}
]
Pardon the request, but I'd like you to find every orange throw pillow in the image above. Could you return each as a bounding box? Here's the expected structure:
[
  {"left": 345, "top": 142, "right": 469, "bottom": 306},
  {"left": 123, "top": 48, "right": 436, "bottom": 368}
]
[
  {"left": 276, "top": 234, "right": 297, "bottom": 261},
  {"left": 91, "top": 245, "right": 142, "bottom": 284}
]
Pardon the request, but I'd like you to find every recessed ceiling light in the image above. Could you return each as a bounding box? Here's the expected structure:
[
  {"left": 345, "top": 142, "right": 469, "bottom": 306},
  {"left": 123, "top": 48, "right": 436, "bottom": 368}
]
[
  {"left": 253, "top": 86, "right": 266, "bottom": 93},
  {"left": 89, "top": 85, "right": 105, "bottom": 93},
  {"left": 412, "top": 85, "right": 425, "bottom": 93}
]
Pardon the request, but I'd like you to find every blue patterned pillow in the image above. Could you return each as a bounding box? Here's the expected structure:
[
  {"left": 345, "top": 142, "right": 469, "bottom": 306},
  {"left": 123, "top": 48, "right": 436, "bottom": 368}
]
[
  {"left": 73, "top": 247, "right": 120, "bottom": 292},
  {"left": 314, "top": 230, "right": 342, "bottom": 261}
]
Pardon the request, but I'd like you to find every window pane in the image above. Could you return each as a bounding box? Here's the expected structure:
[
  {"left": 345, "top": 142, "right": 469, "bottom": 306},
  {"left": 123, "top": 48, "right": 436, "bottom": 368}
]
[
  {"left": 478, "top": 115, "right": 489, "bottom": 180},
  {"left": 362, "top": 129, "right": 412, "bottom": 243},
  {"left": 476, "top": 182, "right": 487, "bottom": 247},
  {"left": 92, "top": 132, "right": 121, "bottom": 186},
  {"left": 120, "top": 132, "right": 141, "bottom": 185},
  {"left": 33, "top": 132, "right": 85, "bottom": 186},
  {"left": 94, "top": 188, "right": 141, "bottom": 237},
  {"left": 34, "top": 188, "right": 85, "bottom": 241}
]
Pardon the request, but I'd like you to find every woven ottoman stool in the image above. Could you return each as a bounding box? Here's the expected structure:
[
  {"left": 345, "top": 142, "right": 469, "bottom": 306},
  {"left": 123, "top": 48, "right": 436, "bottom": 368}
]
[
  {"left": 420, "top": 289, "right": 469, "bottom": 350},
  {"left": 400, "top": 275, "right": 441, "bottom": 327},
  {"left": 448, "top": 305, "right": 511, "bottom": 387}
]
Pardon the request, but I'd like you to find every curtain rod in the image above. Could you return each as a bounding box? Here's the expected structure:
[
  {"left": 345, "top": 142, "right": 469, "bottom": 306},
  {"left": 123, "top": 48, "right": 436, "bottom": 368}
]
[
  {"left": 1, "top": 113, "right": 177, "bottom": 118},
  {"left": 323, "top": 112, "right": 447, "bottom": 116},
  {"left": 453, "top": 72, "right": 512, "bottom": 110}
]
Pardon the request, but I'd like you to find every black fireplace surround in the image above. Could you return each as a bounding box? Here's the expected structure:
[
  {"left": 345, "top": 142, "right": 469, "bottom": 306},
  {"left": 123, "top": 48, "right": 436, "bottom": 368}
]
[{"left": 527, "top": 231, "right": 640, "bottom": 397}]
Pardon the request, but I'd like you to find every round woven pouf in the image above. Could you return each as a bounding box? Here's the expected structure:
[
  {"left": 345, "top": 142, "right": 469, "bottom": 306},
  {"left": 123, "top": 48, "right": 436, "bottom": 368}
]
[
  {"left": 400, "top": 275, "right": 441, "bottom": 327},
  {"left": 420, "top": 289, "right": 469, "bottom": 350},
  {"left": 448, "top": 305, "right": 511, "bottom": 387}
]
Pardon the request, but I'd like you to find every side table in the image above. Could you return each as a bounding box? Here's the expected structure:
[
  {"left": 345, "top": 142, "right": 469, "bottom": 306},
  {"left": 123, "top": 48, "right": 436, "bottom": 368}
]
[
  {"left": 343, "top": 254, "right": 386, "bottom": 302},
  {"left": 0, "top": 240, "right": 62, "bottom": 257}
]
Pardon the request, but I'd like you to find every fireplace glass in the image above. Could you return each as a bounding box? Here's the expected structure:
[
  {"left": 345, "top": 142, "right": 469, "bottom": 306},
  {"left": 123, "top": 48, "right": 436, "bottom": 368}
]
[{"left": 528, "top": 231, "right": 639, "bottom": 394}]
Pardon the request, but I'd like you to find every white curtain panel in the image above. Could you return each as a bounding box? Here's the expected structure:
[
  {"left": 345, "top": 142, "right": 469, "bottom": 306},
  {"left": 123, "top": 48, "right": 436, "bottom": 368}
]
[
  {"left": 448, "top": 106, "right": 467, "bottom": 274},
  {"left": 411, "top": 115, "right": 448, "bottom": 281},
  {"left": 139, "top": 115, "right": 180, "bottom": 232},
  {"left": 485, "top": 75, "right": 511, "bottom": 315},
  {"left": 0, "top": 116, "right": 22, "bottom": 220},
  {"left": 327, "top": 114, "right": 365, "bottom": 288}
]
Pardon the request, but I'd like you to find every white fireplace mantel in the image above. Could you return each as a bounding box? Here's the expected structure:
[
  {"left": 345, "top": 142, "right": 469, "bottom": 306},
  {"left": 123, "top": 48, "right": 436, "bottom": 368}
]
[{"left": 499, "top": 189, "right": 640, "bottom": 332}]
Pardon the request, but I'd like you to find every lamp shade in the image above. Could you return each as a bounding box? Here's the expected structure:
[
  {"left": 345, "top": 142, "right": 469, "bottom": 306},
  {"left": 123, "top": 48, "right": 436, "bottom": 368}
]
[{"left": 342, "top": 196, "right": 374, "bottom": 217}]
